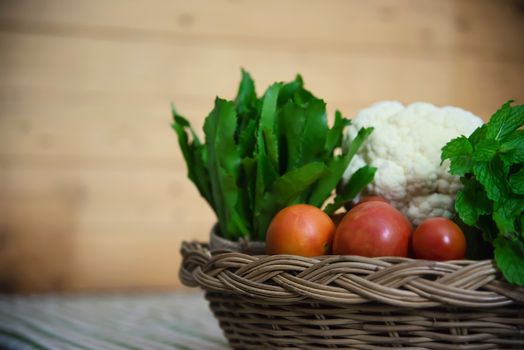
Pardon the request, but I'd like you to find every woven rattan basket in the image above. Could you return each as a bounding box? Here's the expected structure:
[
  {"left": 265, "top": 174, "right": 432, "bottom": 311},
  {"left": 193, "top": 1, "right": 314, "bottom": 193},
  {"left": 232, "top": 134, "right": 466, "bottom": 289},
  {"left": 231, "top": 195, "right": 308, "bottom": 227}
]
[{"left": 180, "top": 229, "right": 524, "bottom": 350}]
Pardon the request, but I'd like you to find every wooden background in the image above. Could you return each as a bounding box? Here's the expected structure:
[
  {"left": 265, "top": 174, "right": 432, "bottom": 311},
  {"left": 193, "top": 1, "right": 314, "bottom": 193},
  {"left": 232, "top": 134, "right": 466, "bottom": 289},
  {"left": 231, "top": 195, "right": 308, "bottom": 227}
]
[{"left": 0, "top": 0, "right": 523, "bottom": 292}]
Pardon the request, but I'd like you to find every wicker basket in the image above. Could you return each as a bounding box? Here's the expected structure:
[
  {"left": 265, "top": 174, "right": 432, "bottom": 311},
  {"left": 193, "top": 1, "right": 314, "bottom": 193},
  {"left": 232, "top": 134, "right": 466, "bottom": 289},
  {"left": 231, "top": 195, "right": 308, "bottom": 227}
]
[{"left": 180, "top": 233, "right": 524, "bottom": 350}]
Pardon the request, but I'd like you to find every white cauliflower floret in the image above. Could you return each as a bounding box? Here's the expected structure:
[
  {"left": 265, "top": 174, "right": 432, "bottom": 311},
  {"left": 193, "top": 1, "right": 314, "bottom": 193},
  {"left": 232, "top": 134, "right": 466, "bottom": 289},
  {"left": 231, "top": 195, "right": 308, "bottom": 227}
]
[{"left": 344, "top": 101, "right": 483, "bottom": 225}]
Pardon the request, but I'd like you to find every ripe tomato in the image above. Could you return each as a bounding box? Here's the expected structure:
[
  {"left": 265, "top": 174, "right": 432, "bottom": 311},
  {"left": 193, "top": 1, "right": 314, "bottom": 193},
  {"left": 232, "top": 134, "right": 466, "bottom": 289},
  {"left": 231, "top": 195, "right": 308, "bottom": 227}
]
[
  {"left": 266, "top": 204, "right": 335, "bottom": 257},
  {"left": 357, "top": 195, "right": 388, "bottom": 205},
  {"left": 333, "top": 201, "right": 412, "bottom": 257},
  {"left": 412, "top": 217, "right": 466, "bottom": 261}
]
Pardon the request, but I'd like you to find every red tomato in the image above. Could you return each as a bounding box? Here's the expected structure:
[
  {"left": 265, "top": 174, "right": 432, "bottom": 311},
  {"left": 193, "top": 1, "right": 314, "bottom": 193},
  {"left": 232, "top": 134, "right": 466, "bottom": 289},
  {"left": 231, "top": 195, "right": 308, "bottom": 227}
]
[
  {"left": 412, "top": 217, "right": 466, "bottom": 261},
  {"left": 333, "top": 201, "right": 412, "bottom": 257},
  {"left": 357, "top": 195, "right": 388, "bottom": 205},
  {"left": 266, "top": 204, "right": 336, "bottom": 257}
]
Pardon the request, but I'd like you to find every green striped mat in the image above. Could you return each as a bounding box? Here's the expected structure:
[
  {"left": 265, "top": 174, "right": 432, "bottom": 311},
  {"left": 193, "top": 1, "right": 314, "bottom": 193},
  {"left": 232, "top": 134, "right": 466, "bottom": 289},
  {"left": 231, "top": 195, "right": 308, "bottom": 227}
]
[{"left": 0, "top": 292, "right": 230, "bottom": 350}]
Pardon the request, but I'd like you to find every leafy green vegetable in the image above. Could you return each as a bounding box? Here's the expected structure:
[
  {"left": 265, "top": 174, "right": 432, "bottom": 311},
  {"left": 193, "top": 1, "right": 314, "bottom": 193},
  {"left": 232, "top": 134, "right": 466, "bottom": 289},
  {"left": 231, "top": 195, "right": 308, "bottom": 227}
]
[
  {"left": 442, "top": 100, "right": 524, "bottom": 285},
  {"left": 494, "top": 237, "right": 524, "bottom": 286},
  {"left": 172, "top": 70, "right": 374, "bottom": 240},
  {"left": 324, "top": 165, "right": 377, "bottom": 215}
]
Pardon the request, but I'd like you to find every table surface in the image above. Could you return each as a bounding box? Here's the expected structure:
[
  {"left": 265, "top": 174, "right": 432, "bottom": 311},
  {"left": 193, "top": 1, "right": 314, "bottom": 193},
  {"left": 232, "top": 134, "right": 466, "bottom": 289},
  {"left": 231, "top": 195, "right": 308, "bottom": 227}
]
[{"left": 0, "top": 292, "right": 230, "bottom": 350}]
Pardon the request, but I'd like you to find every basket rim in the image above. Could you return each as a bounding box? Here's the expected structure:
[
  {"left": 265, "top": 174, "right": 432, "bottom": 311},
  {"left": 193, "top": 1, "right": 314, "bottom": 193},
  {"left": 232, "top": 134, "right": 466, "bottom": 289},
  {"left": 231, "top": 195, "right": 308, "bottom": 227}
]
[{"left": 180, "top": 240, "right": 524, "bottom": 309}]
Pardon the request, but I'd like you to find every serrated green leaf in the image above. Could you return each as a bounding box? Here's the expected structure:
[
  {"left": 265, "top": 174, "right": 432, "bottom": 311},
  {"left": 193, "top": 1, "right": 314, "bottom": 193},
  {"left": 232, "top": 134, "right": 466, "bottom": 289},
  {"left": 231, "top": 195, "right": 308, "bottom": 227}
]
[
  {"left": 509, "top": 167, "right": 524, "bottom": 195},
  {"left": 324, "top": 165, "right": 377, "bottom": 215},
  {"left": 234, "top": 70, "right": 259, "bottom": 146},
  {"left": 254, "top": 133, "right": 279, "bottom": 228},
  {"left": 493, "top": 204, "right": 516, "bottom": 236},
  {"left": 473, "top": 158, "right": 508, "bottom": 202},
  {"left": 308, "top": 127, "right": 374, "bottom": 207},
  {"left": 292, "top": 88, "right": 315, "bottom": 108},
  {"left": 494, "top": 237, "right": 524, "bottom": 286},
  {"left": 469, "top": 125, "right": 488, "bottom": 146},
  {"left": 441, "top": 136, "right": 474, "bottom": 176},
  {"left": 454, "top": 178, "right": 492, "bottom": 226},
  {"left": 500, "top": 131, "right": 524, "bottom": 166},
  {"left": 493, "top": 196, "right": 524, "bottom": 237},
  {"left": 256, "top": 162, "right": 326, "bottom": 239},
  {"left": 204, "top": 98, "right": 249, "bottom": 239},
  {"left": 486, "top": 101, "right": 524, "bottom": 141},
  {"left": 500, "top": 131, "right": 524, "bottom": 152},
  {"left": 238, "top": 118, "right": 257, "bottom": 158},
  {"left": 235, "top": 69, "right": 257, "bottom": 115},
  {"left": 301, "top": 99, "right": 329, "bottom": 164},
  {"left": 473, "top": 139, "right": 499, "bottom": 162},
  {"left": 172, "top": 109, "right": 214, "bottom": 210},
  {"left": 325, "top": 111, "right": 351, "bottom": 155},
  {"left": 259, "top": 83, "right": 281, "bottom": 175},
  {"left": 191, "top": 145, "right": 214, "bottom": 207},
  {"left": 277, "top": 74, "right": 304, "bottom": 106},
  {"left": 173, "top": 71, "right": 384, "bottom": 242},
  {"left": 277, "top": 101, "right": 306, "bottom": 172},
  {"left": 253, "top": 85, "right": 282, "bottom": 229},
  {"left": 235, "top": 157, "right": 256, "bottom": 234}
]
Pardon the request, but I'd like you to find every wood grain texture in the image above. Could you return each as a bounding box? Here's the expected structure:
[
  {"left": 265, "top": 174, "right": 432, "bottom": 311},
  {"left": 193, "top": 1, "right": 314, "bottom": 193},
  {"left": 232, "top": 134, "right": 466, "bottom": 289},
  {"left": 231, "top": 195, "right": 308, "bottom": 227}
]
[{"left": 0, "top": 0, "right": 523, "bottom": 292}]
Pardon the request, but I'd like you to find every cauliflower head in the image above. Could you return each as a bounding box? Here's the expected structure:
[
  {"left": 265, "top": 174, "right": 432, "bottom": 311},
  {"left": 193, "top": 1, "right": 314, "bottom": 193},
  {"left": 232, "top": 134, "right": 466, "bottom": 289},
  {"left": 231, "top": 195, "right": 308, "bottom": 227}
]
[{"left": 343, "top": 101, "right": 483, "bottom": 225}]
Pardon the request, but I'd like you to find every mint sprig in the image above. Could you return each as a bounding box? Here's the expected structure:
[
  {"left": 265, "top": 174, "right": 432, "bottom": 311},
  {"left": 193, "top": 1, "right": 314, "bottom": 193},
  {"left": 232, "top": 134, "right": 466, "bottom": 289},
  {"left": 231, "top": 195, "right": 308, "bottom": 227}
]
[{"left": 442, "top": 100, "right": 524, "bottom": 285}]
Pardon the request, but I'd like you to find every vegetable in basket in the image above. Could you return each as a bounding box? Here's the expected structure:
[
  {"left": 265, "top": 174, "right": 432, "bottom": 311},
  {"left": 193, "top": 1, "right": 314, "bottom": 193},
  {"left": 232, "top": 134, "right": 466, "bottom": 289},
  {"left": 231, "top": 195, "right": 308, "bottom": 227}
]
[
  {"left": 411, "top": 217, "right": 466, "bottom": 261},
  {"left": 333, "top": 200, "right": 413, "bottom": 257},
  {"left": 341, "top": 101, "right": 483, "bottom": 225},
  {"left": 265, "top": 204, "right": 335, "bottom": 257},
  {"left": 442, "top": 100, "right": 524, "bottom": 285},
  {"left": 172, "top": 70, "right": 375, "bottom": 241}
]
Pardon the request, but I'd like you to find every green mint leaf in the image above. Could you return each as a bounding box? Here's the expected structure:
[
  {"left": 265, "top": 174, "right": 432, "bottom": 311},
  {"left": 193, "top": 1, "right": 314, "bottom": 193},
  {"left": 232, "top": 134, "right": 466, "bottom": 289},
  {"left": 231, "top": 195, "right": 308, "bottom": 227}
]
[
  {"left": 500, "top": 130, "right": 524, "bottom": 152},
  {"left": 509, "top": 167, "right": 524, "bottom": 195},
  {"left": 485, "top": 100, "right": 512, "bottom": 140},
  {"left": 486, "top": 101, "right": 524, "bottom": 141},
  {"left": 500, "top": 131, "right": 524, "bottom": 166},
  {"left": 468, "top": 124, "right": 487, "bottom": 146},
  {"left": 494, "top": 236, "right": 524, "bottom": 286},
  {"left": 493, "top": 196, "right": 524, "bottom": 237},
  {"left": 472, "top": 138, "right": 499, "bottom": 162},
  {"left": 473, "top": 158, "right": 508, "bottom": 202},
  {"left": 493, "top": 202, "right": 516, "bottom": 236},
  {"left": 486, "top": 100, "right": 517, "bottom": 140},
  {"left": 441, "top": 136, "right": 474, "bottom": 176},
  {"left": 454, "top": 178, "right": 492, "bottom": 226}
]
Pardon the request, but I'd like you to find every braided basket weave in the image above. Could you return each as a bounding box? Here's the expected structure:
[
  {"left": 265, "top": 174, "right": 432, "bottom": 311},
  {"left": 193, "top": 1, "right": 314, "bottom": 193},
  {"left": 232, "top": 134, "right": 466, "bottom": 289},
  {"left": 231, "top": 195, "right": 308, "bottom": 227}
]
[{"left": 180, "top": 236, "right": 524, "bottom": 350}]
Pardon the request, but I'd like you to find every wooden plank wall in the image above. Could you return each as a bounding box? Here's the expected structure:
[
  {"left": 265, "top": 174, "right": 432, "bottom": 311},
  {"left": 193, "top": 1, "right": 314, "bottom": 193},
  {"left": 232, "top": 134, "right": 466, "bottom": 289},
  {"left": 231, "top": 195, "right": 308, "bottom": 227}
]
[{"left": 0, "top": 0, "right": 523, "bottom": 292}]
